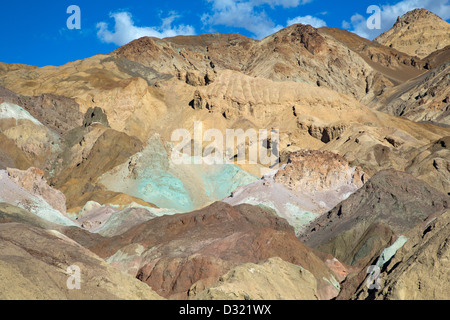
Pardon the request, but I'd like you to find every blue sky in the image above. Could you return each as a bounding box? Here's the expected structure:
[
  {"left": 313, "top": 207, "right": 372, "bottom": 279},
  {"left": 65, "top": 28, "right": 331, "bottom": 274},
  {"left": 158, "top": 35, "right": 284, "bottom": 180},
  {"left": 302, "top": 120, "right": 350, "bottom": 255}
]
[{"left": 1, "top": 0, "right": 449, "bottom": 67}]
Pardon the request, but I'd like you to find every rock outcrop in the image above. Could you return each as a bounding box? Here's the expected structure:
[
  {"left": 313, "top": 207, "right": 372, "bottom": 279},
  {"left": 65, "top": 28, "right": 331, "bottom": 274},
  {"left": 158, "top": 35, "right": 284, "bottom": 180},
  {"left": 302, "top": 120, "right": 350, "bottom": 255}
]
[
  {"left": 0, "top": 7, "right": 448, "bottom": 301},
  {"left": 0, "top": 169, "right": 76, "bottom": 226}
]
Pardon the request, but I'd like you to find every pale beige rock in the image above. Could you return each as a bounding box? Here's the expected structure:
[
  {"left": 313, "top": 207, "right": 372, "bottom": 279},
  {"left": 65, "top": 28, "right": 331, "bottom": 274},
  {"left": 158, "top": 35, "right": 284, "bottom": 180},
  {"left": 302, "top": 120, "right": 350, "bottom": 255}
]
[
  {"left": 192, "top": 257, "right": 319, "bottom": 300},
  {"left": 375, "top": 9, "right": 450, "bottom": 59}
]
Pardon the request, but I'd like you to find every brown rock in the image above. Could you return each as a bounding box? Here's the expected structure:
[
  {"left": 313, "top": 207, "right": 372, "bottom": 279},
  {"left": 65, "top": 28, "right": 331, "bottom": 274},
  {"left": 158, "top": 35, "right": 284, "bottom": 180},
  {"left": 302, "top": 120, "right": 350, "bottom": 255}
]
[{"left": 91, "top": 202, "right": 340, "bottom": 300}]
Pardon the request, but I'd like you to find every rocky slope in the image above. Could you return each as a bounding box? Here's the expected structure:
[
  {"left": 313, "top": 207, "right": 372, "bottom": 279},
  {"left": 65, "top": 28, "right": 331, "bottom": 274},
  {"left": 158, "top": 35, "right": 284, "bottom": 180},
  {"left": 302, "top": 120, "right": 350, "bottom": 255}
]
[
  {"left": 0, "top": 222, "right": 163, "bottom": 300},
  {"left": 353, "top": 210, "right": 450, "bottom": 300},
  {"left": 193, "top": 257, "right": 319, "bottom": 300},
  {"left": 300, "top": 170, "right": 449, "bottom": 267},
  {"left": 90, "top": 201, "right": 341, "bottom": 300},
  {"left": 96, "top": 134, "right": 258, "bottom": 212},
  {"left": 371, "top": 61, "right": 450, "bottom": 126},
  {"left": 225, "top": 150, "right": 366, "bottom": 234}
]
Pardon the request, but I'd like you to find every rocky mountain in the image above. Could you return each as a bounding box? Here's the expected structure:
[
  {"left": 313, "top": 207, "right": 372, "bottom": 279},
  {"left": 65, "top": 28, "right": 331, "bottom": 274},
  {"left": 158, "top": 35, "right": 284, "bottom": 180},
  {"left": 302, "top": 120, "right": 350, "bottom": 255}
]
[{"left": 375, "top": 9, "right": 450, "bottom": 59}]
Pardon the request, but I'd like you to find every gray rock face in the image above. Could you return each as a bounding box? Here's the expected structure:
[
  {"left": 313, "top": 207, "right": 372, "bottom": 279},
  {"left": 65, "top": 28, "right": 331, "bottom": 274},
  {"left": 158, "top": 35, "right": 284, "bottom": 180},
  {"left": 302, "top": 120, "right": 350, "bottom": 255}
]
[
  {"left": 300, "top": 170, "right": 449, "bottom": 265},
  {"left": 83, "top": 106, "right": 110, "bottom": 128},
  {"left": 0, "top": 86, "right": 83, "bottom": 134}
]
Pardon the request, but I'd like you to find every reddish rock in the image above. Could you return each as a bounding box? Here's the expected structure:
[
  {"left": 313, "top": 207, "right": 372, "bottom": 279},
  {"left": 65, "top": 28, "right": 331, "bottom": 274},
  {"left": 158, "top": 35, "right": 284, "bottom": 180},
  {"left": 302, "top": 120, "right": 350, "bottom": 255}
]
[
  {"left": 275, "top": 149, "right": 366, "bottom": 195},
  {"left": 91, "top": 202, "right": 340, "bottom": 300}
]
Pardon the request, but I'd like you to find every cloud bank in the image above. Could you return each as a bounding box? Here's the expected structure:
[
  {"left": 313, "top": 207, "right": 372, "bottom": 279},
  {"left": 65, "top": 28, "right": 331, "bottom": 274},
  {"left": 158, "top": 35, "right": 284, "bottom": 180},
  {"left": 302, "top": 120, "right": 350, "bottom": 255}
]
[
  {"left": 287, "top": 15, "right": 327, "bottom": 28},
  {"left": 95, "top": 0, "right": 449, "bottom": 46},
  {"left": 97, "top": 12, "right": 195, "bottom": 46},
  {"left": 201, "top": 0, "right": 319, "bottom": 39}
]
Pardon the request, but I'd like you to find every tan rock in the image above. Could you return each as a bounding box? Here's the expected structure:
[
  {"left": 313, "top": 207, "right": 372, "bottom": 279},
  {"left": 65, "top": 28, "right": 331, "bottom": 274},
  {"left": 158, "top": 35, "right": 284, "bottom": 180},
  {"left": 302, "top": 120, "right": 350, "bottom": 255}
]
[
  {"left": 0, "top": 223, "right": 163, "bottom": 300},
  {"left": 192, "top": 257, "right": 318, "bottom": 300},
  {"left": 375, "top": 9, "right": 450, "bottom": 59}
]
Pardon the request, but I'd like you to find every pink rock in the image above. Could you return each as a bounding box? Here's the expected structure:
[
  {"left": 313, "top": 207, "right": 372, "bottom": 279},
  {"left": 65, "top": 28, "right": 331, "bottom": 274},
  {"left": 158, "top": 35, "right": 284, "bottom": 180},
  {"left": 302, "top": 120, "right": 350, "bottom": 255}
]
[{"left": 6, "top": 167, "right": 67, "bottom": 214}]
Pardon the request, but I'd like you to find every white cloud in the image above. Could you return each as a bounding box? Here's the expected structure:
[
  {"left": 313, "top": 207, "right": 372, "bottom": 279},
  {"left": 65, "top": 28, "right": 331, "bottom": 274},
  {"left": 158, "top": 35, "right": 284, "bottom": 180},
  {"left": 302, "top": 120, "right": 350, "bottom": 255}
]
[
  {"left": 202, "top": 0, "right": 320, "bottom": 39},
  {"left": 344, "top": 0, "right": 450, "bottom": 40},
  {"left": 287, "top": 15, "right": 327, "bottom": 28},
  {"left": 341, "top": 20, "right": 351, "bottom": 29},
  {"left": 97, "top": 11, "right": 195, "bottom": 46}
]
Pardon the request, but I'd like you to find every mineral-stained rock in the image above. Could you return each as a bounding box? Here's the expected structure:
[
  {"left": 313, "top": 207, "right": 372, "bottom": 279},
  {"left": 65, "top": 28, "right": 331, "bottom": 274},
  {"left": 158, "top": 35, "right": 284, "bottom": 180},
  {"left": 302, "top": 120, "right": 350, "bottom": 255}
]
[
  {"left": 300, "top": 170, "right": 449, "bottom": 266},
  {"left": 373, "top": 61, "right": 450, "bottom": 126},
  {"left": 91, "top": 201, "right": 341, "bottom": 300},
  {"left": 83, "top": 106, "right": 110, "bottom": 128},
  {"left": 0, "top": 101, "right": 61, "bottom": 166},
  {"left": 0, "top": 133, "right": 32, "bottom": 170},
  {"left": 6, "top": 167, "right": 67, "bottom": 214},
  {"left": 405, "top": 136, "right": 450, "bottom": 194},
  {"left": 353, "top": 210, "right": 450, "bottom": 300}
]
